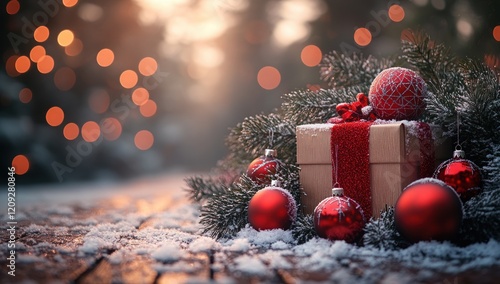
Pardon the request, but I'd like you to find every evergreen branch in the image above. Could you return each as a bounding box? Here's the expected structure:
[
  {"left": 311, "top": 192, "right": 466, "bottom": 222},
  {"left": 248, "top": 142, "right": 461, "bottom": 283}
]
[
  {"left": 292, "top": 214, "right": 317, "bottom": 244},
  {"left": 185, "top": 176, "right": 228, "bottom": 202},
  {"left": 459, "top": 189, "right": 500, "bottom": 244},
  {"left": 363, "top": 207, "right": 408, "bottom": 250}
]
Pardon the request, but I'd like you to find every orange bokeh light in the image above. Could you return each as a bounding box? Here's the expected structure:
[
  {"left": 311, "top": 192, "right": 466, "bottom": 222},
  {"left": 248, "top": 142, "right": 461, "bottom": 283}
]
[
  {"left": 6, "top": 55, "right": 20, "bottom": 77},
  {"left": 132, "top": 88, "right": 150, "bottom": 106},
  {"left": 88, "top": 89, "right": 110, "bottom": 114},
  {"left": 301, "top": 45, "right": 322, "bottom": 67},
  {"left": 138, "top": 57, "right": 158, "bottom": 76},
  {"left": 62, "top": 0, "right": 78, "bottom": 8},
  {"left": 12, "top": 155, "right": 29, "bottom": 175},
  {"left": 63, "top": 123, "right": 79, "bottom": 140},
  {"left": 493, "top": 26, "right": 500, "bottom": 42},
  {"left": 134, "top": 130, "right": 154, "bottom": 151},
  {"left": 96, "top": 48, "right": 114, "bottom": 67},
  {"left": 46, "top": 106, "right": 65, "bottom": 127},
  {"left": 257, "top": 66, "right": 281, "bottom": 90},
  {"left": 54, "top": 67, "right": 76, "bottom": 91},
  {"left": 65, "top": 38, "right": 83, "bottom": 56},
  {"left": 120, "top": 70, "right": 138, "bottom": 89},
  {"left": 34, "top": 26, "right": 50, "bottom": 43},
  {"left": 37, "top": 55, "right": 55, "bottom": 74},
  {"left": 388, "top": 5, "right": 405, "bottom": 22},
  {"left": 57, "top": 30, "right": 74, "bottom": 47},
  {"left": 354, "top": 28, "right": 372, "bottom": 47},
  {"left": 6, "top": 0, "right": 20, "bottom": 15},
  {"left": 82, "top": 121, "right": 101, "bottom": 142},
  {"left": 30, "top": 45, "right": 46, "bottom": 63},
  {"left": 101, "top": 117, "right": 122, "bottom": 141},
  {"left": 15, "top": 56, "right": 31, "bottom": 74},
  {"left": 19, "top": 88, "right": 32, "bottom": 103},
  {"left": 139, "top": 99, "right": 157, "bottom": 117}
]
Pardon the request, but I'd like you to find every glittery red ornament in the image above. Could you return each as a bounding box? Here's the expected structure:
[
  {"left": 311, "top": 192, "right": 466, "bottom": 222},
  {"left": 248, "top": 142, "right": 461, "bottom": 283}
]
[
  {"left": 248, "top": 181, "right": 297, "bottom": 231},
  {"left": 313, "top": 188, "right": 365, "bottom": 243},
  {"left": 369, "top": 67, "right": 427, "bottom": 120},
  {"left": 434, "top": 150, "right": 482, "bottom": 202},
  {"left": 395, "top": 178, "right": 463, "bottom": 243},
  {"left": 246, "top": 149, "right": 281, "bottom": 184}
]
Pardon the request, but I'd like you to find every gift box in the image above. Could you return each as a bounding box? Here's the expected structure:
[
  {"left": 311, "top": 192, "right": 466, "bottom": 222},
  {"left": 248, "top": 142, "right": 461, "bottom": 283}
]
[{"left": 296, "top": 121, "right": 450, "bottom": 218}]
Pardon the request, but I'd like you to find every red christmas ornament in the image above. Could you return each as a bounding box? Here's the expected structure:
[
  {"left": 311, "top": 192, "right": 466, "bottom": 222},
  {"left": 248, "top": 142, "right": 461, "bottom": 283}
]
[
  {"left": 434, "top": 150, "right": 482, "bottom": 202},
  {"left": 313, "top": 187, "right": 365, "bottom": 243},
  {"left": 248, "top": 181, "right": 297, "bottom": 231},
  {"left": 246, "top": 149, "right": 281, "bottom": 184},
  {"left": 368, "top": 67, "right": 427, "bottom": 120},
  {"left": 395, "top": 178, "right": 463, "bottom": 243}
]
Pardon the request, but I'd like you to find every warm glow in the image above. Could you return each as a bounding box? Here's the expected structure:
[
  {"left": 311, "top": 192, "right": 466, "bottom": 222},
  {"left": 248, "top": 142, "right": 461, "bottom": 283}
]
[
  {"left": 101, "top": 117, "right": 122, "bottom": 141},
  {"left": 46, "top": 106, "right": 65, "bottom": 127},
  {"left": 301, "top": 45, "right": 322, "bottom": 67},
  {"left": 82, "top": 121, "right": 101, "bottom": 142},
  {"left": 139, "top": 99, "right": 157, "bottom": 117},
  {"left": 132, "top": 88, "right": 150, "bottom": 106},
  {"left": 34, "top": 26, "right": 50, "bottom": 43},
  {"left": 62, "top": 0, "right": 78, "bottom": 8},
  {"left": 354, "top": 28, "right": 372, "bottom": 46},
  {"left": 19, "top": 88, "right": 32, "bottom": 103},
  {"left": 37, "top": 55, "right": 55, "bottom": 74},
  {"left": 138, "top": 57, "right": 158, "bottom": 76},
  {"left": 6, "top": 55, "right": 19, "bottom": 77},
  {"left": 388, "top": 5, "right": 405, "bottom": 22},
  {"left": 494, "top": 26, "right": 500, "bottom": 42},
  {"left": 88, "top": 89, "right": 110, "bottom": 114},
  {"left": 257, "top": 66, "right": 281, "bottom": 90},
  {"left": 65, "top": 38, "right": 83, "bottom": 56},
  {"left": 134, "top": 130, "right": 154, "bottom": 150},
  {"left": 96, "top": 48, "right": 114, "bottom": 67},
  {"left": 57, "top": 30, "right": 75, "bottom": 47},
  {"left": 120, "top": 70, "right": 138, "bottom": 89},
  {"left": 6, "top": 0, "right": 20, "bottom": 15},
  {"left": 30, "top": 45, "right": 46, "bottom": 63},
  {"left": 63, "top": 123, "right": 79, "bottom": 140},
  {"left": 12, "top": 155, "right": 29, "bottom": 175},
  {"left": 54, "top": 67, "right": 76, "bottom": 91},
  {"left": 15, "top": 56, "right": 31, "bottom": 74}
]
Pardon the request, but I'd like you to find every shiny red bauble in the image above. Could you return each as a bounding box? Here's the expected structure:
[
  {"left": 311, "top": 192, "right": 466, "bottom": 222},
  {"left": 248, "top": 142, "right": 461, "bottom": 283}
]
[
  {"left": 246, "top": 149, "right": 281, "bottom": 184},
  {"left": 395, "top": 178, "right": 463, "bottom": 243},
  {"left": 434, "top": 150, "right": 482, "bottom": 202},
  {"left": 368, "top": 67, "right": 427, "bottom": 120},
  {"left": 313, "top": 188, "right": 365, "bottom": 243},
  {"left": 248, "top": 183, "right": 297, "bottom": 231}
]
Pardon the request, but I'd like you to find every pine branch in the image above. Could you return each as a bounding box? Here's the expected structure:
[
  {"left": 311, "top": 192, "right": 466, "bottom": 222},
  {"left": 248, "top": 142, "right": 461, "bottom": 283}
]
[
  {"left": 185, "top": 176, "right": 229, "bottom": 202},
  {"left": 363, "top": 207, "right": 408, "bottom": 250},
  {"left": 292, "top": 214, "right": 316, "bottom": 244},
  {"left": 459, "top": 189, "right": 500, "bottom": 244}
]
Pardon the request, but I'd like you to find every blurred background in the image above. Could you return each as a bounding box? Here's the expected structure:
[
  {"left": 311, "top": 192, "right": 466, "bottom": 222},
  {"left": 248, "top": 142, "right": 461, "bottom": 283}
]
[{"left": 1, "top": 0, "right": 499, "bottom": 184}]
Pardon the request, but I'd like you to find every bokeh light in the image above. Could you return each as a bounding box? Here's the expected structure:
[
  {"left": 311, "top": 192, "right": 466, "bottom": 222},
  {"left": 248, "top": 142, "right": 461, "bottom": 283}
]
[
  {"left": 494, "top": 26, "right": 500, "bottom": 42},
  {"left": 120, "top": 70, "right": 138, "bottom": 89},
  {"left": 132, "top": 88, "right": 150, "bottom": 106},
  {"left": 46, "top": 106, "right": 65, "bottom": 127},
  {"left": 6, "top": 55, "right": 20, "bottom": 77},
  {"left": 63, "top": 123, "right": 79, "bottom": 140},
  {"left": 134, "top": 130, "right": 154, "bottom": 150},
  {"left": 354, "top": 27, "right": 372, "bottom": 46},
  {"left": 6, "top": 0, "right": 20, "bottom": 15},
  {"left": 57, "top": 30, "right": 75, "bottom": 47},
  {"left": 62, "top": 0, "right": 79, "bottom": 8},
  {"left": 88, "top": 89, "right": 110, "bottom": 114},
  {"left": 65, "top": 38, "right": 83, "bottom": 56},
  {"left": 139, "top": 99, "right": 157, "bottom": 117},
  {"left": 82, "top": 121, "right": 101, "bottom": 142},
  {"left": 54, "top": 67, "right": 76, "bottom": 91},
  {"left": 12, "top": 155, "right": 29, "bottom": 175},
  {"left": 96, "top": 48, "right": 114, "bottom": 67},
  {"left": 138, "top": 57, "right": 158, "bottom": 76},
  {"left": 388, "top": 5, "right": 405, "bottom": 22},
  {"left": 257, "top": 66, "right": 281, "bottom": 90},
  {"left": 101, "top": 117, "right": 122, "bottom": 141},
  {"left": 301, "top": 45, "right": 322, "bottom": 67},
  {"left": 19, "top": 88, "right": 33, "bottom": 103},
  {"left": 15, "top": 56, "right": 31, "bottom": 74},
  {"left": 30, "top": 45, "right": 46, "bottom": 63},
  {"left": 34, "top": 26, "right": 50, "bottom": 43},
  {"left": 37, "top": 55, "right": 55, "bottom": 74}
]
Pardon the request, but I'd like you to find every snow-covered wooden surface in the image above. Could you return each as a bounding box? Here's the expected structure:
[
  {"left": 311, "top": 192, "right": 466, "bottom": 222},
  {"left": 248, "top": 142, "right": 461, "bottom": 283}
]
[{"left": 1, "top": 174, "right": 500, "bottom": 283}]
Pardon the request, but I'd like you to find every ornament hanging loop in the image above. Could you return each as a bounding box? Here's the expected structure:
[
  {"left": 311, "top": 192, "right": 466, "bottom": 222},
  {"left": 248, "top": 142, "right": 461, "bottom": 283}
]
[
  {"left": 268, "top": 128, "right": 274, "bottom": 148},
  {"left": 455, "top": 112, "right": 461, "bottom": 151}
]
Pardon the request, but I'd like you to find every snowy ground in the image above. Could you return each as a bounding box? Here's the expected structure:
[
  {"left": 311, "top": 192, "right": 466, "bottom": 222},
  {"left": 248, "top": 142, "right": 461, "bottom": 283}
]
[{"left": 1, "top": 174, "right": 499, "bottom": 283}]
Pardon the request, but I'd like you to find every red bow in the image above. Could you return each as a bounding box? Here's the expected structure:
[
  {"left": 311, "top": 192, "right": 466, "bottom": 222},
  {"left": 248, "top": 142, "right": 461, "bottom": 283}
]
[{"left": 327, "top": 93, "right": 376, "bottom": 124}]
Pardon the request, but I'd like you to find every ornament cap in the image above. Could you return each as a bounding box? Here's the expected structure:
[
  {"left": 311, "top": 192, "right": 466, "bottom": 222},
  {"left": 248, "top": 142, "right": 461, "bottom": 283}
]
[
  {"left": 453, "top": 150, "right": 465, "bottom": 159},
  {"left": 332, "top": 187, "right": 344, "bottom": 196},
  {"left": 270, "top": 180, "right": 281, "bottom": 187},
  {"left": 265, "top": 149, "right": 277, "bottom": 157}
]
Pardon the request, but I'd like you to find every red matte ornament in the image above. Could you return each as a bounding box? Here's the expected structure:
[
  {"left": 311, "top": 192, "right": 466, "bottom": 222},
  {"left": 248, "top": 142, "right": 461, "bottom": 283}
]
[
  {"left": 395, "top": 178, "right": 463, "bottom": 243},
  {"left": 369, "top": 67, "right": 427, "bottom": 120},
  {"left": 246, "top": 149, "right": 281, "bottom": 184},
  {"left": 434, "top": 150, "right": 482, "bottom": 202},
  {"left": 313, "top": 187, "right": 365, "bottom": 243},
  {"left": 248, "top": 181, "right": 297, "bottom": 231}
]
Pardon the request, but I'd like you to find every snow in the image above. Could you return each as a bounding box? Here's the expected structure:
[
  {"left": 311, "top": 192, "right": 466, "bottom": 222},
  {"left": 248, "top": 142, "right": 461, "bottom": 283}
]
[{"left": 151, "top": 242, "right": 184, "bottom": 263}]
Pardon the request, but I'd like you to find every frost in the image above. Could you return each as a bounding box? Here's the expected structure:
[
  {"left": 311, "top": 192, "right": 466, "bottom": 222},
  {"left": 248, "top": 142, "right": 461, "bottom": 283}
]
[{"left": 151, "top": 242, "right": 184, "bottom": 263}]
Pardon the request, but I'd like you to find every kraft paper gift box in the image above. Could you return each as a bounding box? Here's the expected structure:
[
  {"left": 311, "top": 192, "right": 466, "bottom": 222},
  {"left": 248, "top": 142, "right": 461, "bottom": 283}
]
[{"left": 296, "top": 122, "right": 450, "bottom": 218}]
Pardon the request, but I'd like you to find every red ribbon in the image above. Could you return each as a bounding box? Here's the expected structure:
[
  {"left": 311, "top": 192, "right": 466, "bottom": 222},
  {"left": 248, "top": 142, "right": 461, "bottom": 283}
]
[{"left": 328, "top": 93, "right": 377, "bottom": 124}]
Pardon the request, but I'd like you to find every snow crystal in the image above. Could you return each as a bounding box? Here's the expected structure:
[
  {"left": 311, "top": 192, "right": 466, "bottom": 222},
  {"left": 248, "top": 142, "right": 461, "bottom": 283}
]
[
  {"left": 231, "top": 255, "right": 269, "bottom": 277},
  {"left": 151, "top": 242, "right": 184, "bottom": 263},
  {"left": 24, "top": 224, "right": 48, "bottom": 234},
  {"left": 259, "top": 250, "right": 292, "bottom": 269},
  {"left": 296, "top": 124, "right": 332, "bottom": 134},
  {"left": 224, "top": 238, "right": 250, "bottom": 252},
  {"left": 189, "top": 236, "right": 221, "bottom": 253},
  {"left": 234, "top": 226, "right": 295, "bottom": 247},
  {"left": 270, "top": 241, "right": 290, "bottom": 250},
  {"left": 153, "top": 260, "right": 202, "bottom": 273}
]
